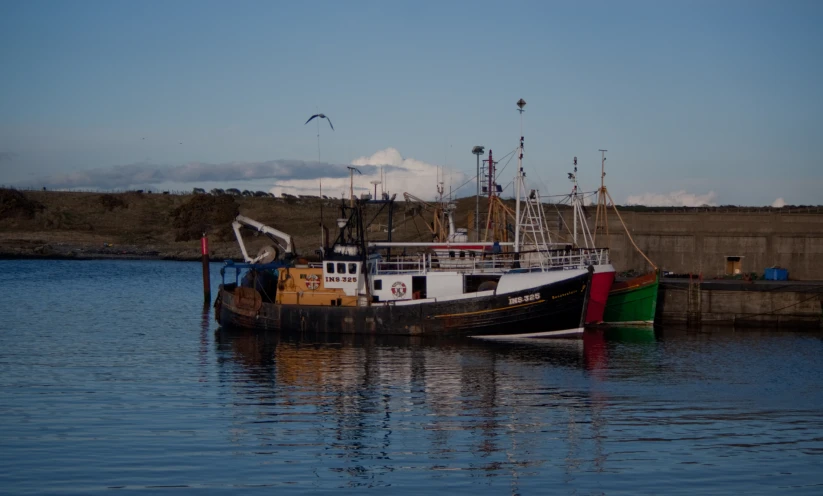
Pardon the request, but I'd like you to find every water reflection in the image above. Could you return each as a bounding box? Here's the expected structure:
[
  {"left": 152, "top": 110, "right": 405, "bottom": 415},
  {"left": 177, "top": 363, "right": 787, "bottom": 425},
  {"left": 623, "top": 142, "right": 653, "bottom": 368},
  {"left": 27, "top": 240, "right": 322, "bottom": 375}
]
[
  {"left": 213, "top": 329, "right": 609, "bottom": 487},
  {"left": 4, "top": 259, "right": 822, "bottom": 494},
  {"left": 209, "top": 326, "right": 823, "bottom": 492}
]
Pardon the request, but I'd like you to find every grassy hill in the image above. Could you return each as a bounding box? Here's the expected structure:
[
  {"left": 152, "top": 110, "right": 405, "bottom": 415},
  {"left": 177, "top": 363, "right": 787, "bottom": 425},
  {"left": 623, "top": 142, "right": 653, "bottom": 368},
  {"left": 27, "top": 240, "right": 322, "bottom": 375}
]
[
  {"left": 3, "top": 188, "right": 819, "bottom": 263},
  {"left": 0, "top": 189, "right": 510, "bottom": 261}
]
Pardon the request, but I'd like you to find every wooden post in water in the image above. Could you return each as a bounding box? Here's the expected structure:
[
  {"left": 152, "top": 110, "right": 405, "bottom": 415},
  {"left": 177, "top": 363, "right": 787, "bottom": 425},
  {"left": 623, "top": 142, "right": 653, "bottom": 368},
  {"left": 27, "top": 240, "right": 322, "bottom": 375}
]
[{"left": 201, "top": 232, "right": 211, "bottom": 306}]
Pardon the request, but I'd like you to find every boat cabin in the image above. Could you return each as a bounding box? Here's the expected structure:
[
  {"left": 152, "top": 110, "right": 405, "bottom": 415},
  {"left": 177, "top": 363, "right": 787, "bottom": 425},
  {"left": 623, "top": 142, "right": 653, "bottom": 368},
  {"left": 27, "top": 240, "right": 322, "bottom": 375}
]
[
  {"left": 322, "top": 260, "right": 363, "bottom": 294},
  {"left": 274, "top": 261, "right": 365, "bottom": 307}
]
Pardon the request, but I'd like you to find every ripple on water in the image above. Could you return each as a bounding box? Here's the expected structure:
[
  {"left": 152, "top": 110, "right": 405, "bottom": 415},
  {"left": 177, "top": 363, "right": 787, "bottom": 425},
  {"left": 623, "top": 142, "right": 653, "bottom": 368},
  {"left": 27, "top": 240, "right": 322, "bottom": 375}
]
[{"left": 1, "top": 260, "right": 822, "bottom": 494}]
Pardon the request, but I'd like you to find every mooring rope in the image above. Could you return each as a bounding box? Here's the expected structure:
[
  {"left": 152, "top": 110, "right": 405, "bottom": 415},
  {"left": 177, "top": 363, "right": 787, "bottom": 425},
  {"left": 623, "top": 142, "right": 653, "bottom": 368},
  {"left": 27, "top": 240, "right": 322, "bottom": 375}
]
[{"left": 606, "top": 190, "right": 658, "bottom": 271}]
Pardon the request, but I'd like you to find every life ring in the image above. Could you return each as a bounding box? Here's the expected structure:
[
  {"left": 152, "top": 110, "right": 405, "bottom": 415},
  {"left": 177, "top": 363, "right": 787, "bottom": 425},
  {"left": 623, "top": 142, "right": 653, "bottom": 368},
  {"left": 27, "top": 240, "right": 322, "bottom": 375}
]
[
  {"left": 305, "top": 273, "right": 320, "bottom": 290},
  {"left": 391, "top": 281, "right": 407, "bottom": 298}
]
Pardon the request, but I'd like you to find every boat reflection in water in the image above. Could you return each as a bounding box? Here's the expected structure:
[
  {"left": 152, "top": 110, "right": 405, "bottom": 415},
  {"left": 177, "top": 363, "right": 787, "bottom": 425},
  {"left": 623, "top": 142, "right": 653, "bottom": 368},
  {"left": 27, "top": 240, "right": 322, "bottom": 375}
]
[
  {"left": 213, "top": 327, "right": 622, "bottom": 488},
  {"left": 209, "top": 326, "right": 823, "bottom": 493}
]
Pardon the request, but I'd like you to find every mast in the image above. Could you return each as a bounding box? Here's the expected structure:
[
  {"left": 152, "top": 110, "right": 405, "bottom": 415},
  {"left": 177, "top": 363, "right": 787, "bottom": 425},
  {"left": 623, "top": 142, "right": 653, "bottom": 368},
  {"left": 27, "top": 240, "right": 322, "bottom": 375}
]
[
  {"left": 472, "top": 145, "right": 485, "bottom": 242},
  {"left": 482, "top": 149, "right": 493, "bottom": 242},
  {"left": 486, "top": 149, "right": 494, "bottom": 203},
  {"left": 437, "top": 175, "right": 445, "bottom": 240},
  {"left": 591, "top": 150, "right": 658, "bottom": 270},
  {"left": 514, "top": 98, "right": 526, "bottom": 253},
  {"left": 569, "top": 156, "right": 594, "bottom": 249},
  {"left": 572, "top": 159, "right": 577, "bottom": 246},
  {"left": 594, "top": 149, "right": 608, "bottom": 245}
]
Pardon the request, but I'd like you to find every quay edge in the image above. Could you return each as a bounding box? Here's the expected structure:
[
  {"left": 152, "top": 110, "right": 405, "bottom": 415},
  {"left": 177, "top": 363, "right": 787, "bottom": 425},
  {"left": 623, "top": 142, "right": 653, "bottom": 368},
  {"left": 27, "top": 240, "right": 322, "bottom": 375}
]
[{"left": 656, "top": 279, "right": 823, "bottom": 329}]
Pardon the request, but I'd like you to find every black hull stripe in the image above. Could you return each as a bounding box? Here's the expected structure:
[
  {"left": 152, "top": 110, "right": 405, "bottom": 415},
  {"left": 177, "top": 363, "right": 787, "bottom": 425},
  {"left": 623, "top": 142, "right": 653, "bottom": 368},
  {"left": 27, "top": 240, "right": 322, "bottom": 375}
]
[{"left": 218, "top": 272, "right": 591, "bottom": 338}]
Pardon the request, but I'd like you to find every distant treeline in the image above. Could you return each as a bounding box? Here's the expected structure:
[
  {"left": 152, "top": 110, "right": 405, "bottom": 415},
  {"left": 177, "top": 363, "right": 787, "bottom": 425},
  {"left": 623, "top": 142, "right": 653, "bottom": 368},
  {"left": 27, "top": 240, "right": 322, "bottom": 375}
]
[
  {"left": 4, "top": 185, "right": 821, "bottom": 214},
  {"left": 5, "top": 185, "right": 339, "bottom": 201},
  {"left": 614, "top": 204, "right": 823, "bottom": 214}
]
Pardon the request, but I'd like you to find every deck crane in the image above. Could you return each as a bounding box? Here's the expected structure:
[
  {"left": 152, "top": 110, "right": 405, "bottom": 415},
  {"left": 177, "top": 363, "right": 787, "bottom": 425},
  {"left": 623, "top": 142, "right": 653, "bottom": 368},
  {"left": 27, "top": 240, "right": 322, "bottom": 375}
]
[{"left": 231, "top": 215, "right": 296, "bottom": 264}]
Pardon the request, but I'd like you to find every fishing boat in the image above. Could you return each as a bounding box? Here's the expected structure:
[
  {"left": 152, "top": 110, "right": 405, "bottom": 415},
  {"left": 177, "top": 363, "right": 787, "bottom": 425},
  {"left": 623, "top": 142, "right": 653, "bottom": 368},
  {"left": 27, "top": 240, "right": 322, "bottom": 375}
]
[
  {"left": 562, "top": 157, "right": 615, "bottom": 324},
  {"left": 386, "top": 110, "right": 614, "bottom": 325},
  {"left": 215, "top": 99, "right": 597, "bottom": 337},
  {"left": 590, "top": 151, "right": 659, "bottom": 326},
  {"left": 450, "top": 147, "right": 614, "bottom": 325},
  {"left": 602, "top": 270, "right": 659, "bottom": 325},
  {"left": 214, "top": 202, "right": 592, "bottom": 338}
]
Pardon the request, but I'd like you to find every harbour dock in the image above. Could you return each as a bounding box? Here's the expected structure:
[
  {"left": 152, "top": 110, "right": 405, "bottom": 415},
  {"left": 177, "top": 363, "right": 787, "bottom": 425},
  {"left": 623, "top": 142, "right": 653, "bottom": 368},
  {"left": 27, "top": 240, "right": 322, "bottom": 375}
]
[{"left": 658, "top": 279, "right": 823, "bottom": 329}]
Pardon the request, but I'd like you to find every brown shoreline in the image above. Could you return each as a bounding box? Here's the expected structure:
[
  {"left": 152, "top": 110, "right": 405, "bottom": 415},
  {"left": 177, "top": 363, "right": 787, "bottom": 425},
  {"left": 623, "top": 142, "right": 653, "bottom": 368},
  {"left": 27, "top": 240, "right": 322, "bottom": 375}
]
[
  {"left": 3, "top": 189, "right": 823, "bottom": 280},
  {"left": 0, "top": 252, "right": 222, "bottom": 262},
  {"left": 0, "top": 240, "right": 235, "bottom": 262},
  {"left": 0, "top": 189, "right": 349, "bottom": 266}
]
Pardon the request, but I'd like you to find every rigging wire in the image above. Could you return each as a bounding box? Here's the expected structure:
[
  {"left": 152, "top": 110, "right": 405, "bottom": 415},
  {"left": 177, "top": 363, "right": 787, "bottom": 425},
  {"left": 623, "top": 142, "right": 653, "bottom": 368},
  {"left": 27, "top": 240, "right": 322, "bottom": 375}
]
[{"left": 493, "top": 148, "right": 518, "bottom": 183}]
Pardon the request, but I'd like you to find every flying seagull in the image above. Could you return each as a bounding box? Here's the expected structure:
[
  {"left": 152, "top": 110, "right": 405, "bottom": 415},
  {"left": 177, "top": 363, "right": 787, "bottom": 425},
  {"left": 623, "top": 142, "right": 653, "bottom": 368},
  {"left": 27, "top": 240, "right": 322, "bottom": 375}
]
[{"left": 305, "top": 113, "right": 334, "bottom": 131}]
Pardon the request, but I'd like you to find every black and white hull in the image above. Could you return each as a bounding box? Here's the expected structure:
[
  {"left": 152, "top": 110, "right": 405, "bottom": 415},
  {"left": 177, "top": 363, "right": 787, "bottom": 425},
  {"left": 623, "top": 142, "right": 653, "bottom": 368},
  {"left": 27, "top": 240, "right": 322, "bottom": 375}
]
[{"left": 217, "top": 268, "right": 591, "bottom": 338}]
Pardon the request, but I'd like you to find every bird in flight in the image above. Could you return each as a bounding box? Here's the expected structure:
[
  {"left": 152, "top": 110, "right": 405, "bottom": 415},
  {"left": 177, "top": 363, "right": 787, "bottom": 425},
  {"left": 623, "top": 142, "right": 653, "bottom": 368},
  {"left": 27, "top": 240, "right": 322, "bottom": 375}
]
[{"left": 305, "top": 113, "right": 334, "bottom": 131}]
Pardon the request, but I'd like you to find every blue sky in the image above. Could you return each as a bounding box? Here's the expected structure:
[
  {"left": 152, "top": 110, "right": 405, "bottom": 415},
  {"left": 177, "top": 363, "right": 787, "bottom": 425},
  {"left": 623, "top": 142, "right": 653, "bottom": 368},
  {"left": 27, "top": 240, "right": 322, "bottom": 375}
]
[{"left": 1, "top": 0, "right": 821, "bottom": 205}]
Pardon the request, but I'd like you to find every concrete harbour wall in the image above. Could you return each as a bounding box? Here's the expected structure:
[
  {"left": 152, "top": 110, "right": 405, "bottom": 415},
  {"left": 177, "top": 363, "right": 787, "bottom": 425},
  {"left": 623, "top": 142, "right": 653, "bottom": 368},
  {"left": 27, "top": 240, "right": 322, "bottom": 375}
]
[
  {"left": 558, "top": 209, "right": 823, "bottom": 280},
  {"left": 658, "top": 280, "right": 823, "bottom": 329}
]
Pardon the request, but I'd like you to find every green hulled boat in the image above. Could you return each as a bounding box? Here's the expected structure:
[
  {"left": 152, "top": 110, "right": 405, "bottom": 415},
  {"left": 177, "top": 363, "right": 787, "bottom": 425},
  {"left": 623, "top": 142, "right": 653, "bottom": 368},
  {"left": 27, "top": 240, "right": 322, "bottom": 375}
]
[
  {"left": 586, "top": 151, "right": 660, "bottom": 327},
  {"left": 603, "top": 326, "right": 656, "bottom": 343},
  {"left": 602, "top": 270, "right": 659, "bottom": 325}
]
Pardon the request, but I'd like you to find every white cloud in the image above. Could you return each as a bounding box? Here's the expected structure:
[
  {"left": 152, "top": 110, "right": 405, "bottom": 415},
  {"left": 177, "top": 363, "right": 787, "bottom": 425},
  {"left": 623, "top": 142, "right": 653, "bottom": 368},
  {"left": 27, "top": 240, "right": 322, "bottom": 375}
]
[
  {"left": 771, "top": 197, "right": 786, "bottom": 208},
  {"left": 626, "top": 190, "right": 718, "bottom": 207},
  {"left": 24, "top": 148, "right": 462, "bottom": 200},
  {"left": 271, "top": 148, "right": 464, "bottom": 201},
  {"left": 24, "top": 159, "right": 347, "bottom": 190}
]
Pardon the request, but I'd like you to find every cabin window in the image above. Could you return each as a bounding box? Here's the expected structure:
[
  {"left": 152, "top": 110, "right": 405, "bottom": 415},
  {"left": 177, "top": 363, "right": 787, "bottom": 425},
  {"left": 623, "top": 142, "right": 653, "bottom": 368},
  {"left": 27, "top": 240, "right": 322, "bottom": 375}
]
[
  {"left": 459, "top": 251, "right": 465, "bottom": 259},
  {"left": 326, "top": 263, "right": 334, "bottom": 273},
  {"left": 337, "top": 263, "right": 346, "bottom": 274},
  {"left": 348, "top": 263, "right": 357, "bottom": 274},
  {"left": 374, "top": 279, "right": 382, "bottom": 290},
  {"left": 449, "top": 250, "right": 455, "bottom": 258}
]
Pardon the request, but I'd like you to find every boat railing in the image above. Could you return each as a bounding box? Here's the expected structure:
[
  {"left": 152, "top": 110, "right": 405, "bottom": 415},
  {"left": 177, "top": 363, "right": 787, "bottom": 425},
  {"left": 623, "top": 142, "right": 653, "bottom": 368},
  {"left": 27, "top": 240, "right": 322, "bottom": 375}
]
[
  {"left": 371, "top": 247, "right": 610, "bottom": 275},
  {"left": 374, "top": 251, "right": 526, "bottom": 274},
  {"left": 219, "top": 259, "right": 288, "bottom": 285},
  {"left": 539, "top": 247, "right": 610, "bottom": 268},
  {"left": 374, "top": 255, "right": 428, "bottom": 275}
]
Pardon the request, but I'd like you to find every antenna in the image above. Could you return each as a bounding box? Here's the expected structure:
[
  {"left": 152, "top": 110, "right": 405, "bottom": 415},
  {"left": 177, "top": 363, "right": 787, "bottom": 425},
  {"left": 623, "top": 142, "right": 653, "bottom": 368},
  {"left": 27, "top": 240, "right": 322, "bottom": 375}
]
[
  {"left": 319, "top": 178, "right": 325, "bottom": 249},
  {"left": 447, "top": 144, "right": 453, "bottom": 201},
  {"left": 304, "top": 111, "right": 334, "bottom": 165},
  {"left": 315, "top": 109, "right": 321, "bottom": 164}
]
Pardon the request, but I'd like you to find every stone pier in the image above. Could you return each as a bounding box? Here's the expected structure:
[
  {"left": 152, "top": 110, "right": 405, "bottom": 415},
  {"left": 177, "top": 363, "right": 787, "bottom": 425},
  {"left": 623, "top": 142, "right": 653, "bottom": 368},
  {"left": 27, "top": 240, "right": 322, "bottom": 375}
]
[{"left": 658, "top": 279, "right": 823, "bottom": 328}]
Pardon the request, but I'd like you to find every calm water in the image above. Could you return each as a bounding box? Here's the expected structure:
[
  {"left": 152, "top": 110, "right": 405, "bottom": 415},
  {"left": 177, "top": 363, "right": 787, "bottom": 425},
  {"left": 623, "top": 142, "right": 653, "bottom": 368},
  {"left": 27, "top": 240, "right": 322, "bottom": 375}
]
[{"left": 1, "top": 259, "right": 822, "bottom": 495}]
